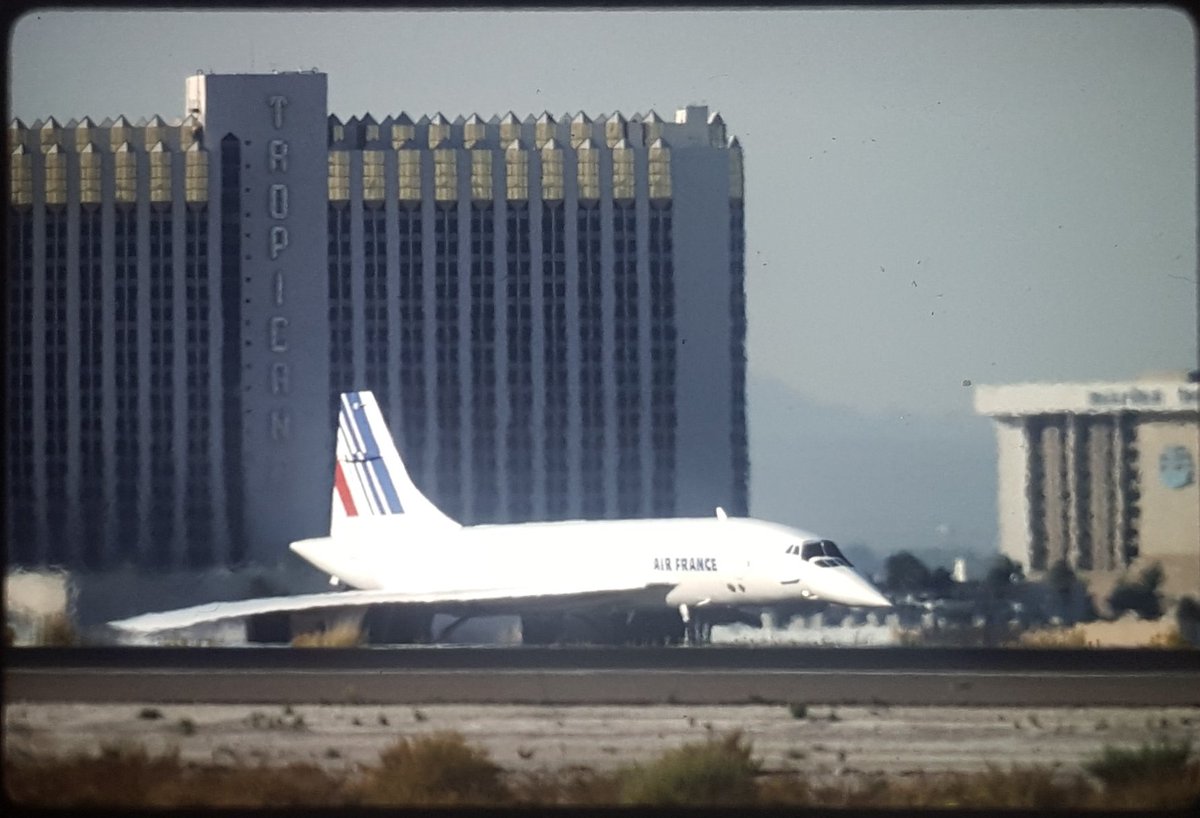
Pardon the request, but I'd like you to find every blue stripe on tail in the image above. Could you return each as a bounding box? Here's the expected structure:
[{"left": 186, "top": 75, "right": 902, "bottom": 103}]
[
  {"left": 366, "top": 457, "right": 403, "bottom": 514},
  {"left": 339, "top": 392, "right": 404, "bottom": 514},
  {"left": 346, "top": 395, "right": 383, "bottom": 460}
]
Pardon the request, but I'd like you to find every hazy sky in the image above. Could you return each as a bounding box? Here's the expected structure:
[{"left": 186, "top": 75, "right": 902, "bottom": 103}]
[{"left": 8, "top": 7, "right": 1197, "bottom": 553}]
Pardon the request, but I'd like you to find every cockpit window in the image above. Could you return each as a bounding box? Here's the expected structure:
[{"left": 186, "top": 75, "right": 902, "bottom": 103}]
[
  {"left": 795, "top": 539, "right": 854, "bottom": 567},
  {"left": 820, "top": 540, "right": 853, "bottom": 566}
]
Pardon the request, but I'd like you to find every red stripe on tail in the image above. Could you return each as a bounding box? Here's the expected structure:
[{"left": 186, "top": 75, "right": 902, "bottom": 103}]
[{"left": 334, "top": 461, "right": 358, "bottom": 517}]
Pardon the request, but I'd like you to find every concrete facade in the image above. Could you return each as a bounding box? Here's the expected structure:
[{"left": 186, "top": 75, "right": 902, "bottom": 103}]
[{"left": 975, "top": 377, "right": 1199, "bottom": 598}]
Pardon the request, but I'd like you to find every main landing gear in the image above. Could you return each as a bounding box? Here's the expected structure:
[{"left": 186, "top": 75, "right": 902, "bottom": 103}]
[{"left": 678, "top": 604, "right": 714, "bottom": 646}]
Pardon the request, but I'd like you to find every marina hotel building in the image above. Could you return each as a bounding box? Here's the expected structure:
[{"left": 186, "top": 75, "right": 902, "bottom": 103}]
[
  {"left": 975, "top": 375, "right": 1199, "bottom": 598},
  {"left": 6, "top": 72, "right": 748, "bottom": 622}
]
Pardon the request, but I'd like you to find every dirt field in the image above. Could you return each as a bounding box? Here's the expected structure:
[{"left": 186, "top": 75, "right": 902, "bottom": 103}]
[{"left": 6, "top": 701, "right": 1198, "bottom": 782}]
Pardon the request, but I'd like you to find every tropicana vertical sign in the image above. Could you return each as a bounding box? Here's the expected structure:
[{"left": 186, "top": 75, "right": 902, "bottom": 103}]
[{"left": 267, "top": 93, "right": 291, "bottom": 443}]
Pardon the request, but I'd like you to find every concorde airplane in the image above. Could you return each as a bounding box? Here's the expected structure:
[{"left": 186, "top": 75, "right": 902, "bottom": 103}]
[{"left": 109, "top": 391, "right": 890, "bottom": 643}]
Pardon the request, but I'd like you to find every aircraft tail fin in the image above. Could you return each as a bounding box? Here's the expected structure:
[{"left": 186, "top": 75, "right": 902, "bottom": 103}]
[{"left": 332, "top": 391, "right": 459, "bottom": 534}]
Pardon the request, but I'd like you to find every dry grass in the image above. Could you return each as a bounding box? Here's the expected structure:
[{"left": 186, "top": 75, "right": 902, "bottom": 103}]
[
  {"left": 1013, "top": 627, "right": 1095, "bottom": 648},
  {"left": 8, "top": 730, "right": 1200, "bottom": 809},
  {"left": 5, "top": 612, "right": 83, "bottom": 646},
  {"left": 1084, "top": 736, "right": 1192, "bottom": 787},
  {"left": 507, "top": 767, "right": 621, "bottom": 805},
  {"left": 1015, "top": 623, "right": 1196, "bottom": 649},
  {"left": 760, "top": 765, "right": 1094, "bottom": 809},
  {"left": 1086, "top": 761, "right": 1200, "bottom": 810},
  {"left": 1083, "top": 737, "right": 1200, "bottom": 810},
  {"left": 1147, "top": 627, "right": 1195, "bottom": 650},
  {"left": 40, "top": 612, "right": 80, "bottom": 646},
  {"left": 356, "top": 730, "right": 508, "bottom": 805},
  {"left": 616, "top": 731, "right": 759, "bottom": 805},
  {"left": 290, "top": 620, "right": 364, "bottom": 647},
  {"left": 3, "top": 742, "right": 349, "bottom": 807}
]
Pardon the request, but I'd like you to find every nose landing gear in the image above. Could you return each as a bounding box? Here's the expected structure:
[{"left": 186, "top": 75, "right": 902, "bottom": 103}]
[{"left": 678, "top": 604, "right": 714, "bottom": 645}]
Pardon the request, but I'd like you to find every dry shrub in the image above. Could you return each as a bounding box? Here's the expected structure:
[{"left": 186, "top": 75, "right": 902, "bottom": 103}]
[
  {"left": 761, "top": 761, "right": 1200, "bottom": 810},
  {"left": 617, "top": 731, "right": 759, "bottom": 805},
  {"left": 5, "top": 743, "right": 182, "bottom": 807},
  {"left": 290, "top": 620, "right": 364, "bottom": 647},
  {"left": 870, "top": 766, "right": 1090, "bottom": 810},
  {"left": 1146, "top": 627, "right": 1194, "bottom": 650},
  {"left": 10, "top": 731, "right": 1199, "bottom": 809},
  {"left": 173, "top": 763, "right": 350, "bottom": 807},
  {"left": 41, "top": 612, "right": 79, "bottom": 646},
  {"left": 757, "top": 771, "right": 818, "bottom": 805},
  {"left": 1084, "top": 737, "right": 1192, "bottom": 788},
  {"left": 761, "top": 766, "right": 1091, "bottom": 809},
  {"left": 357, "top": 730, "right": 508, "bottom": 805},
  {"left": 1013, "top": 627, "right": 1092, "bottom": 648},
  {"left": 1088, "top": 761, "right": 1200, "bottom": 810},
  {"left": 3, "top": 743, "right": 348, "bottom": 807}
]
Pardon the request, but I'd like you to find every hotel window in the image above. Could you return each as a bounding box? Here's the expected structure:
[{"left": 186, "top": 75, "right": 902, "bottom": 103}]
[
  {"left": 433, "top": 147, "right": 457, "bottom": 203},
  {"left": 576, "top": 139, "right": 600, "bottom": 202},
  {"left": 43, "top": 205, "right": 69, "bottom": 564},
  {"left": 729, "top": 152, "right": 748, "bottom": 516},
  {"left": 395, "top": 204, "right": 427, "bottom": 477},
  {"left": 6, "top": 206, "right": 35, "bottom": 563},
  {"left": 78, "top": 205, "right": 104, "bottom": 567},
  {"left": 219, "top": 133, "right": 245, "bottom": 566},
  {"left": 113, "top": 203, "right": 140, "bottom": 565},
  {"left": 542, "top": 202, "right": 568, "bottom": 519},
  {"left": 613, "top": 202, "right": 641, "bottom": 517},
  {"left": 434, "top": 203, "right": 463, "bottom": 518},
  {"left": 363, "top": 203, "right": 389, "bottom": 416},
  {"left": 470, "top": 202, "right": 499, "bottom": 521},
  {"left": 327, "top": 203, "right": 353, "bottom": 421},
  {"left": 506, "top": 142, "right": 529, "bottom": 202},
  {"left": 649, "top": 202, "right": 677, "bottom": 517},
  {"left": 505, "top": 201, "right": 533, "bottom": 519},
  {"left": 149, "top": 204, "right": 176, "bottom": 567},
  {"left": 184, "top": 204, "right": 214, "bottom": 567},
  {"left": 577, "top": 204, "right": 605, "bottom": 518}
]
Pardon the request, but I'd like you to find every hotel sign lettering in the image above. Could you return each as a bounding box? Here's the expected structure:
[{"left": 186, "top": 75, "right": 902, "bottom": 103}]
[
  {"left": 266, "top": 94, "right": 291, "bottom": 441},
  {"left": 1086, "top": 385, "right": 1199, "bottom": 411}
]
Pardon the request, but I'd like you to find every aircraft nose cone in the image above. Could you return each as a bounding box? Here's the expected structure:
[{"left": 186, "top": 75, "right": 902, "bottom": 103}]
[
  {"left": 854, "top": 584, "right": 893, "bottom": 608},
  {"left": 837, "top": 571, "right": 893, "bottom": 608}
]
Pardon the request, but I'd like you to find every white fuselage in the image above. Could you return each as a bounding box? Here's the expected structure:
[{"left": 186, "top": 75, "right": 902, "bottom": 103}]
[{"left": 289, "top": 515, "right": 891, "bottom": 610}]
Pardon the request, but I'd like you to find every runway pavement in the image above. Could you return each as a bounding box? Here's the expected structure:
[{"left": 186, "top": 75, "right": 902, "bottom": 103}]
[{"left": 7, "top": 647, "right": 1200, "bottom": 706}]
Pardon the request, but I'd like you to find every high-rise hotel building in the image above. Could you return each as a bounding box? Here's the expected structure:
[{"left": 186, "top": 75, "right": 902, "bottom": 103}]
[{"left": 6, "top": 72, "right": 748, "bottom": 621}]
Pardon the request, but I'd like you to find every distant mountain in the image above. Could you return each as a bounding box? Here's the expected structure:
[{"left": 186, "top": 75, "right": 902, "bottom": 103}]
[{"left": 747, "top": 373, "right": 999, "bottom": 570}]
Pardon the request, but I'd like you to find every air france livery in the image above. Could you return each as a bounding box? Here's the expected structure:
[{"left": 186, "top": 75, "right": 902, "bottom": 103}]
[{"left": 110, "top": 391, "right": 890, "bottom": 640}]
